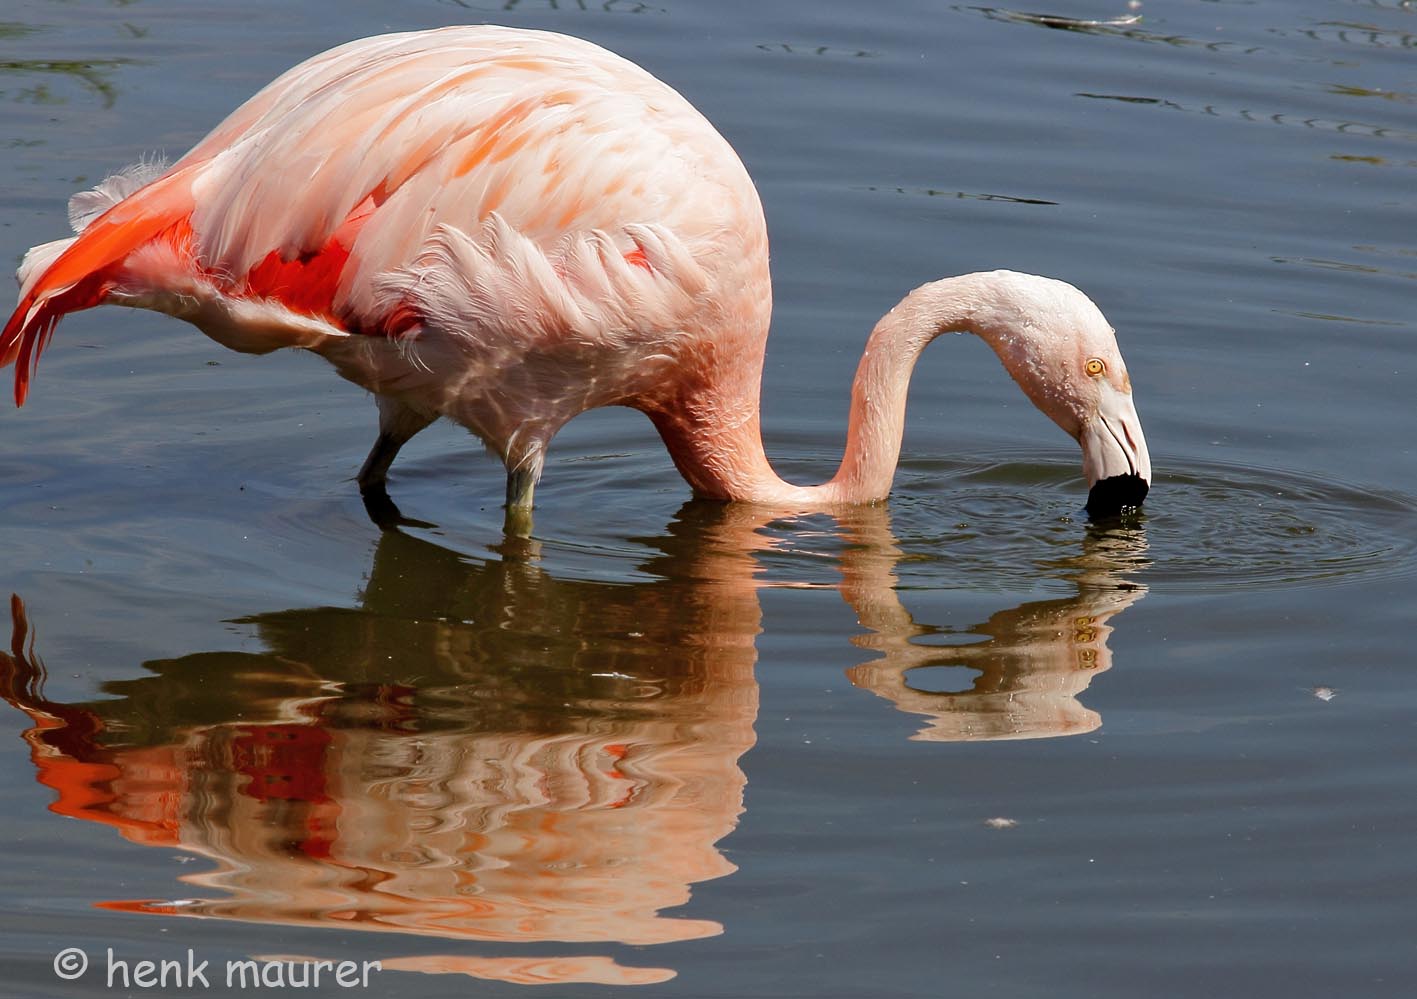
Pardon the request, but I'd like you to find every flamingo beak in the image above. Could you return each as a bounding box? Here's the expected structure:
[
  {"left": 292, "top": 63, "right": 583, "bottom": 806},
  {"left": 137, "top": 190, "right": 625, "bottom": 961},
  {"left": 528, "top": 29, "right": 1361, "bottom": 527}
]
[{"left": 1081, "top": 380, "right": 1151, "bottom": 518}]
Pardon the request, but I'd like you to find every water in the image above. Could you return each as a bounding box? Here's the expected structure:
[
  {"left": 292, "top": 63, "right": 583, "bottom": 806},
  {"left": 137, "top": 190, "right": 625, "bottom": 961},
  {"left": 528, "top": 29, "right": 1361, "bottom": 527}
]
[{"left": 2, "top": 0, "right": 1416, "bottom": 996}]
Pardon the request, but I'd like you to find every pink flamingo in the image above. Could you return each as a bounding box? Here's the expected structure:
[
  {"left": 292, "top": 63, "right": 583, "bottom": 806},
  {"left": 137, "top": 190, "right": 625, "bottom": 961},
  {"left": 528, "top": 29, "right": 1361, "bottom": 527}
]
[{"left": 2, "top": 26, "right": 1150, "bottom": 523}]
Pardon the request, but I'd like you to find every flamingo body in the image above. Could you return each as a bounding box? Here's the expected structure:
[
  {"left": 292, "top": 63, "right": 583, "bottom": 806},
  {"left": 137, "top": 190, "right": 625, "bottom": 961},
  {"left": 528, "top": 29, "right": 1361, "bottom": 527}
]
[{"left": 2, "top": 26, "right": 1151, "bottom": 520}]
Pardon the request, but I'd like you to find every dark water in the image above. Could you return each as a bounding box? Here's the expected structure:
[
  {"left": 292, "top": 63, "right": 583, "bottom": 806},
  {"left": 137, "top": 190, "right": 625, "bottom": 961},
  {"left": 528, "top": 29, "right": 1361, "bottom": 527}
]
[{"left": 3, "top": 0, "right": 1416, "bottom": 996}]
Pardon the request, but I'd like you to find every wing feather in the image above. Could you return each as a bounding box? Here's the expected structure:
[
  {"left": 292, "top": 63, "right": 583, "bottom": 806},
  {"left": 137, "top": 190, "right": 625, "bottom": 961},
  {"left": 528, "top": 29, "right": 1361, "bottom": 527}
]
[
  {"left": 5, "top": 25, "right": 768, "bottom": 406},
  {"left": 174, "top": 26, "right": 758, "bottom": 328}
]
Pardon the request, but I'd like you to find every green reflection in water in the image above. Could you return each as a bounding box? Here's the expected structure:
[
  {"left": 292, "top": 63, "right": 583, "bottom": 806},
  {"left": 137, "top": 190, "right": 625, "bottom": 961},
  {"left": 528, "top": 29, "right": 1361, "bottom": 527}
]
[
  {"left": 0, "top": 18, "right": 134, "bottom": 110},
  {"left": 0, "top": 23, "right": 42, "bottom": 41},
  {"left": 0, "top": 57, "right": 134, "bottom": 108}
]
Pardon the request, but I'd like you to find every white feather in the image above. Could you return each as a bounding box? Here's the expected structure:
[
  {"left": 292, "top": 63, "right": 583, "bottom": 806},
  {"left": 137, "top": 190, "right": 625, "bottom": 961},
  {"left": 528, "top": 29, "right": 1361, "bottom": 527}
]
[
  {"left": 66, "top": 157, "right": 170, "bottom": 233},
  {"left": 16, "top": 237, "right": 75, "bottom": 298}
]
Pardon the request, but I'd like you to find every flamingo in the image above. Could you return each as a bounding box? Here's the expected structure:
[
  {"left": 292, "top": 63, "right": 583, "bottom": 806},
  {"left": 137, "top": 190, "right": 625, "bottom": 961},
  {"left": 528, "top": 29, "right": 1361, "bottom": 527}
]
[{"left": 2, "top": 25, "right": 1151, "bottom": 525}]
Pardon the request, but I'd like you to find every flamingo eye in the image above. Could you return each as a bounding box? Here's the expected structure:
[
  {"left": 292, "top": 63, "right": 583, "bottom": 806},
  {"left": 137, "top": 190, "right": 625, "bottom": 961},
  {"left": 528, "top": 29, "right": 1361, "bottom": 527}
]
[{"left": 1085, "top": 358, "right": 1106, "bottom": 377}]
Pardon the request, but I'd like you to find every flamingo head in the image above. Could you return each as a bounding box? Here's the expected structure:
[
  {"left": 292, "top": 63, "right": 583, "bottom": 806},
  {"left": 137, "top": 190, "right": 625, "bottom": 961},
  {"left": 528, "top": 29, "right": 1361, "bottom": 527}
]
[
  {"left": 1075, "top": 357, "right": 1151, "bottom": 518},
  {"left": 965, "top": 272, "right": 1152, "bottom": 518}
]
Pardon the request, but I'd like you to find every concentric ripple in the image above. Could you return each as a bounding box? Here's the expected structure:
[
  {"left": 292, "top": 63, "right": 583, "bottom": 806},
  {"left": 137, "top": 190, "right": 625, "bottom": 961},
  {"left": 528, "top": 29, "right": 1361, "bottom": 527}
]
[
  {"left": 1133, "top": 458, "right": 1417, "bottom": 591},
  {"left": 385, "top": 442, "right": 1417, "bottom": 597},
  {"left": 887, "top": 452, "right": 1417, "bottom": 593}
]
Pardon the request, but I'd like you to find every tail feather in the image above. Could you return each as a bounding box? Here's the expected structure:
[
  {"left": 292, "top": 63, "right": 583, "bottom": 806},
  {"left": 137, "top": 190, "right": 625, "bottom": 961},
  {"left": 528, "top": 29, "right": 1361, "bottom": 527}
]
[
  {"left": 2, "top": 170, "right": 195, "bottom": 407},
  {"left": 2, "top": 288, "right": 91, "bottom": 406},
  {"left": 16, "top": 238, "right": 77, "bottom": 300}
]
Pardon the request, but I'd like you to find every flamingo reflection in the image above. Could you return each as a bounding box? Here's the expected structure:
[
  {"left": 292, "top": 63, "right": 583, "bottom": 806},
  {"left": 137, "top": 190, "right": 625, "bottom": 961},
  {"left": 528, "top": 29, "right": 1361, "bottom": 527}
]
[
  {"left": 843, "top": 523, "right": 1148, "bottom": 740},
  {"left": 0, "top": 506, "right": 1145, "bottom": 985}
]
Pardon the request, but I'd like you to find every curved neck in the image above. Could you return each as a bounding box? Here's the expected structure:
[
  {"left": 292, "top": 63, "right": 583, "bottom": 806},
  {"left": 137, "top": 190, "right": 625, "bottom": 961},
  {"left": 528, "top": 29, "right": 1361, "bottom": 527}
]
[
  {"left": 647, "top": 275, "right": 1005, "bottom": 507},
  {"left": 825, "top": 280, "right": 978, "bottom": 502}
]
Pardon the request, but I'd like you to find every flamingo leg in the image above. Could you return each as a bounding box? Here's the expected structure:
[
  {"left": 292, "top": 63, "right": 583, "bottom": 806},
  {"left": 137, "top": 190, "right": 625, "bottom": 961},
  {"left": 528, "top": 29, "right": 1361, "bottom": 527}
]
[
  {"left": 504, "top": 453, "right": 543, "bottom": 510},
  {"left": 500, "top": 444, "right": 546, "bottom": 538},
  {"left": 357, "top": 399, "right": 435, "bottom": 494}
]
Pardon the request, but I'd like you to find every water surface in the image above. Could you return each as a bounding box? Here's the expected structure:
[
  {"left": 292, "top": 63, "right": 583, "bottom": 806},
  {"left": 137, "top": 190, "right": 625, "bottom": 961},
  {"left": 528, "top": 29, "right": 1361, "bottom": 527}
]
[{"left": 2, "top": 0, "right": 1416, "bottom": 996}]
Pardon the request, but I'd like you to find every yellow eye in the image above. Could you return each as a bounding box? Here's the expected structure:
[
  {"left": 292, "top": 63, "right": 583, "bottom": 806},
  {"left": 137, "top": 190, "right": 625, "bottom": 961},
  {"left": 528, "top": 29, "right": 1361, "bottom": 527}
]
[{"left": 1085, "top": 358, "right": 1106, "bottom": 377}]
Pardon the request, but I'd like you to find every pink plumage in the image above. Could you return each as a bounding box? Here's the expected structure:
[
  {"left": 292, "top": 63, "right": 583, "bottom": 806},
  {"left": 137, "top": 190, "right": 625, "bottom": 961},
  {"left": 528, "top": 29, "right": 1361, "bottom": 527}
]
[{"left": 2, "top": 26, "right": 1151, "bottom": 521}]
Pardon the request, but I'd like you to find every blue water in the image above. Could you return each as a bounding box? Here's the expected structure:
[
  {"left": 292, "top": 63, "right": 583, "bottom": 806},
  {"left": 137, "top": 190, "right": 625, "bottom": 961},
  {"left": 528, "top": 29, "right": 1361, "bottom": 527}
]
[{"left": 3, "top": 0, "right": 1416, "bottom": 996}]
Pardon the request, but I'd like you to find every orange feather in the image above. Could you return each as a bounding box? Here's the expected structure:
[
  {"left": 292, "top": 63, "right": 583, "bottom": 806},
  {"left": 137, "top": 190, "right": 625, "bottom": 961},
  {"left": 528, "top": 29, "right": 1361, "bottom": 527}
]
[{"left": 1, "top": 172, "right": 195, "bottom": 405}]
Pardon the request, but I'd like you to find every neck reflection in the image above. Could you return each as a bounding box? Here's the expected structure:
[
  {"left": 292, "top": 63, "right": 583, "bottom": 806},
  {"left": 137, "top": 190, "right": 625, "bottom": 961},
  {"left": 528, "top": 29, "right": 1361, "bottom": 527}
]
[
  {"left": 0, "top": 506, "right": 1146, "bottom": 985},
  {"left": 842, "top": 520, "right": 1149, "bottom": 740}
]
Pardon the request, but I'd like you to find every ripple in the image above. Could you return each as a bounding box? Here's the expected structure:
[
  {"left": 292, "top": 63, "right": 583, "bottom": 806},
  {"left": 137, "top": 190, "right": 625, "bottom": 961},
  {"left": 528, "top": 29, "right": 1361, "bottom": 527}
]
[
  {"left": 857, "top": 184, "right": 1059, "bottom": 206},
  {"left": 1349, "top": 0, "right": 1417, "bottom": 12},
  {"left": 367, "top": 445, "right": 1417, "bottom": 596},
  {"left": 754, "top": 42, "right": 880, "bottom": 59},
  {"left": 1136, "top": 458, "right": 1417, "bottom": 591},
  {"left": 1076, "top": 91, "right": 1417, "bottom": 143},
  {"left": 1276, "top": 19, "right": 1417, "bottom": 51},
  {"left": 960, "top": 4, "right": 1272, "bottom": 56},
  {"left": 890, "top": 452, "right": 1417, "bottom": 593},
  {"left": 961, "top": 6, "right": 1143, "bottom": 32}
]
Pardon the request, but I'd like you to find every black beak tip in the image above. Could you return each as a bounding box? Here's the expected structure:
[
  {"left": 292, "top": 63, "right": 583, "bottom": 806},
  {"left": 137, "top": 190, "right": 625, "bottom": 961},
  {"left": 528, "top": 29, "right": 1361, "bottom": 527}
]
[{"left": 1086, "top": 474, "right": 1149, "bottom": 519}]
